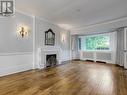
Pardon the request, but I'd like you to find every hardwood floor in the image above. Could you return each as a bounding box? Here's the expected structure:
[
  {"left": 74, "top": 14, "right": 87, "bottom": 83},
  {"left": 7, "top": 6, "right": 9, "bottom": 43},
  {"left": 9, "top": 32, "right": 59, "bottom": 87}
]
[{"left": 0, "top": 61, "right": 127, "bottom": 95}]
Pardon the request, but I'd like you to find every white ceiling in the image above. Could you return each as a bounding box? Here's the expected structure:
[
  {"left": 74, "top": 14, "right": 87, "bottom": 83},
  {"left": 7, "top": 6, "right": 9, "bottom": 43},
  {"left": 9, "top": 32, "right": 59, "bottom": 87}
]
[{"left": 16, "top": 0, "right": 127, "bottom": 34}]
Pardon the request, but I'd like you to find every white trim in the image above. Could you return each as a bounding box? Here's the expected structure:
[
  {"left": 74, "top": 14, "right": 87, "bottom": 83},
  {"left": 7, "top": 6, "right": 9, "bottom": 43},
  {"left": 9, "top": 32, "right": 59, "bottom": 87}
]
[
  {"left": 15, "top": 10, "right": 68, "bottom": 31},
  {"left": 35, "top": 16, "right": 57, "bottom": 26},
  {"left": 35, "top": 16, "right": 67, "bottom": 31},
  {"left": 15, "top": 10, "right": 33, "bottom": 18},
  {"left": 79, "top": 50, "right": 112, "bottom": 53},
  {"left": 72, "top": 16, "right": 127, "bottom": 31},
  {"left": 32, "top": 15, "right": 36, "bottom": 69},
  {"left": 0, "top": 52, "right": 32, "bottom": 56}
]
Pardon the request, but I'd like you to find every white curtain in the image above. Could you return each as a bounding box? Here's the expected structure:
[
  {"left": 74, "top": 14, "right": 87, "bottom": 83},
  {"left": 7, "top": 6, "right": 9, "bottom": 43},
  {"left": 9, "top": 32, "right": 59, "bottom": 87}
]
[
  {"left": 71, "top": 35, "right": 79, "bottom": 60},
  {"left": 116, "top": 28, "right": 125, "bottom": 66}
]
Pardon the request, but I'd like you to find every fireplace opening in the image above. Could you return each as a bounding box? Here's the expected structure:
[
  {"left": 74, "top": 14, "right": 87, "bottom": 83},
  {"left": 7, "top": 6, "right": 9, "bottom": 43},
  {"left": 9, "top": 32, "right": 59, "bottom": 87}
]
[{"left": 46, "top": 54, "right": 57, "bottom": 68}]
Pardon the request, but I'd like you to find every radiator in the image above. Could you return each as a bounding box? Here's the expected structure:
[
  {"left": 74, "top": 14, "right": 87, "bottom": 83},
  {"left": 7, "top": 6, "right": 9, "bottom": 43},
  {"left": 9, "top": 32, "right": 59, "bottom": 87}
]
[
  {"left": 82, "top": 52, "right": 94, "bottom": 60},
  {"left": 96, "top": 52, "right": 112, "bottom": 61},
  {"left": 80, "top": 51, "right": 113, "bottom": 63}
]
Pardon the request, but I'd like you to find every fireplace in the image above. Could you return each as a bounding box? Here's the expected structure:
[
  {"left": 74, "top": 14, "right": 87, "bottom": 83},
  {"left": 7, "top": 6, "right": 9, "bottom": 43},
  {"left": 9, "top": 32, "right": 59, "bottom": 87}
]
[{"left": 46, "top": 54, "right": 57, "bottom": 68}]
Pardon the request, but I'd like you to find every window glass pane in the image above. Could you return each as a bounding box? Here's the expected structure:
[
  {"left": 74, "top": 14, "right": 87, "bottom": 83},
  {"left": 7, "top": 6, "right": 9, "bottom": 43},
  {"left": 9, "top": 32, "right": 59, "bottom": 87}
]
[
  {"left": 78, "top": 38, "right": 81, "bottom": 50},
  {"left": 78, "top": 34, "right": 110, "bottom": 51}
]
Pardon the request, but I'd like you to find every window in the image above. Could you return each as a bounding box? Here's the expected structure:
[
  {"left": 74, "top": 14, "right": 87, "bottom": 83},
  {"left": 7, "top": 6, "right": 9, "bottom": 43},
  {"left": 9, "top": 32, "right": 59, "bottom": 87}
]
[{"left": 78, "top": 34, "right": 110, "bottom": 51}]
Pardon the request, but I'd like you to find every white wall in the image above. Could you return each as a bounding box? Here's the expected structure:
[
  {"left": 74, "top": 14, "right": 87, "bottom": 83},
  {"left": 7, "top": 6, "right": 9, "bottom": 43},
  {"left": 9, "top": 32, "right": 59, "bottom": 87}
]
[
  {"left": 0, "top": 12, "right": 33, "bottom": 53},
  {"left": 0, "top": 12, "right": 71, "bottom": 76},
  {"left": 0, "top": 12, "right": 33, "bottom": 76},
  {"left": 60, "top": 30, "right": 71, "bottom": 61},
  {"left": 34, "top": 17, "right": 70, "bottom": 68},
  {"left": 116, "top": 28, "right": 127, "bottom": 68}
]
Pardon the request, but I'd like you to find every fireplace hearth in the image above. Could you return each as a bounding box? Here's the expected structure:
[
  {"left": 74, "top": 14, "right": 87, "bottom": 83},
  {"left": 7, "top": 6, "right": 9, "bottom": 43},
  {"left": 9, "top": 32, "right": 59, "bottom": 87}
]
[{"left": 46, "top": 54, "right": 57, "bottom": 68}]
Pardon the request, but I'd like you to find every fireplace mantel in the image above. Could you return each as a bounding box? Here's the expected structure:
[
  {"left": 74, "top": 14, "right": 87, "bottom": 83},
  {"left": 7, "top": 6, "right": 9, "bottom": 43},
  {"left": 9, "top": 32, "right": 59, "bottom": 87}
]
[
  {"left": 41, "top": 46, "right": 61, "bottom": 52},
  {"left": 37, "top": 48, "right": 61, "bottom": 69}
]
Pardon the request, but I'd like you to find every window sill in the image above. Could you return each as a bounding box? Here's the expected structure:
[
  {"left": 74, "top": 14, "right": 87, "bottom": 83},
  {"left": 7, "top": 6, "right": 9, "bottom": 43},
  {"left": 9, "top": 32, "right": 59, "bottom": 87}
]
[{"left": 78, "top": 50, "right": 112, "bottom": 53}]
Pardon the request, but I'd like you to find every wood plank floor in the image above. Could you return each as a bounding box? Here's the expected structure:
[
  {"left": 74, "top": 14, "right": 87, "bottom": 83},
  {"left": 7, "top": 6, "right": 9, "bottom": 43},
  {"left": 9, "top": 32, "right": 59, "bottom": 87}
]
[{"left": 0, "top": 61, "right": 127, "bottom": 95}]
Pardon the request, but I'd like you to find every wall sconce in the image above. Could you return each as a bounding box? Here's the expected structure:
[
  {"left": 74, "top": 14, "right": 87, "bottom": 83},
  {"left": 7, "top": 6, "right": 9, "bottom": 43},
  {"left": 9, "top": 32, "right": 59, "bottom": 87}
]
[{"left": 18, "top": 26, "right": 28, "bottom": 38}]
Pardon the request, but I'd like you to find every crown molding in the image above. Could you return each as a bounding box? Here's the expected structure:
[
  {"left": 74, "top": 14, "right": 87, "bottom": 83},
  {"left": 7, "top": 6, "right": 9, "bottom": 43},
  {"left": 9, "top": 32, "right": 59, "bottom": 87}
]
[
  {"left": 71, "top": 16, "right": 127, "bottom": 31},
  {"left": 16, "top": 10, "right": 68, "bottom": 31},
  {"left": 15, "top": 10, "right": 34, "bottom": 18},
  {"left": 35, "top": 16, "right": 67, "bottom": 31}
]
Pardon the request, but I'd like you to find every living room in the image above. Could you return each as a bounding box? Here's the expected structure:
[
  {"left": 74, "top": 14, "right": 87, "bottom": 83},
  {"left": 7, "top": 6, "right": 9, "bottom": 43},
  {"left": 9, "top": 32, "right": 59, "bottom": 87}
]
[{"left": 0, "top": 0, "right": 127, "bottom": 95}]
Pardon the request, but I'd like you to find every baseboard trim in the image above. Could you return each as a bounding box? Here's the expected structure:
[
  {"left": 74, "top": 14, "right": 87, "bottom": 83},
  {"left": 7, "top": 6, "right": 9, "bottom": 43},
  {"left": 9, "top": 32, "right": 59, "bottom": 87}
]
[
  {"left": 72, "top": 59, "right": 80, "bottom": 61},
  {"left": 61, "top": 60, "right": 71, "bottom": 64},
  {"left": 96, "top": 61, "right": 106, "bottom": 63}
]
